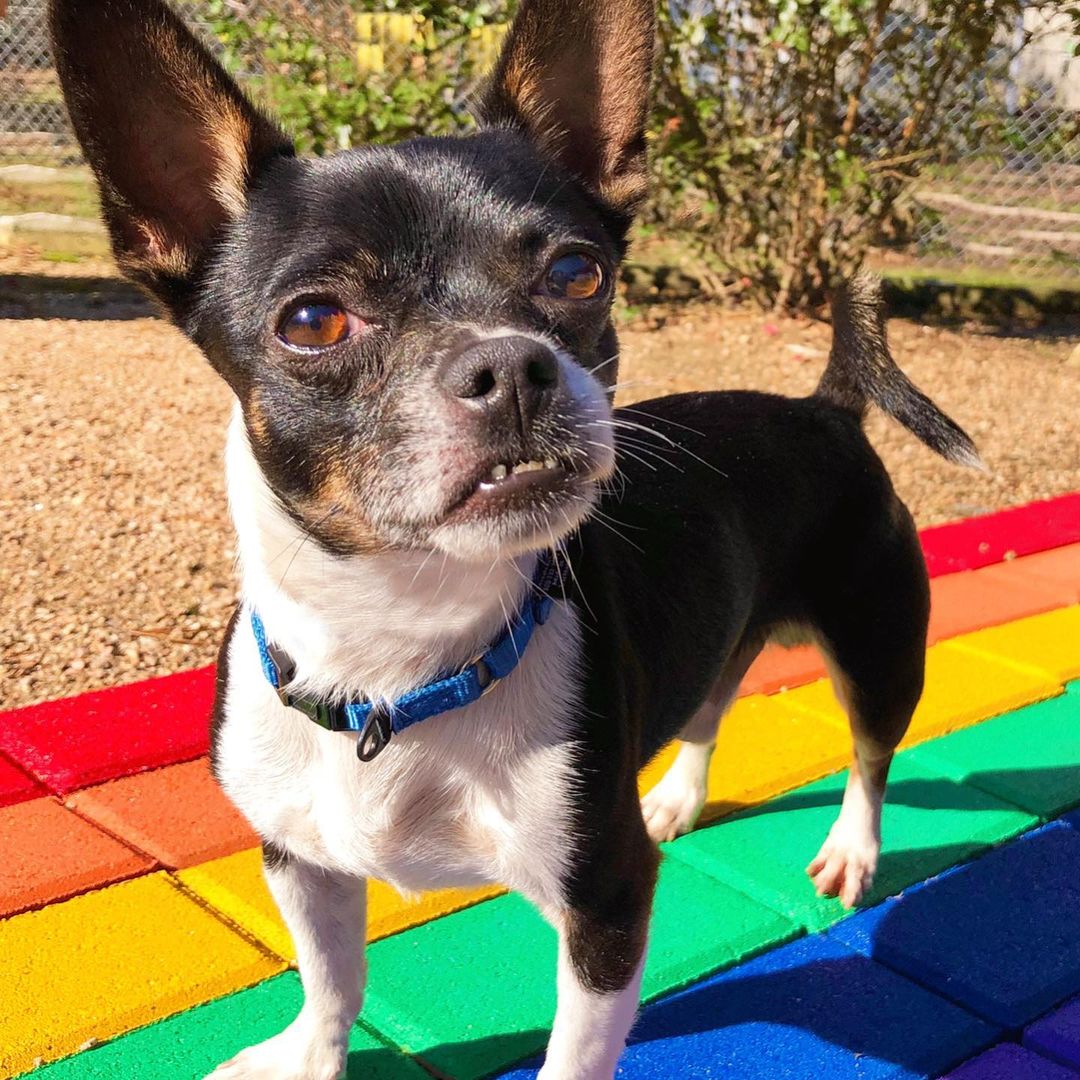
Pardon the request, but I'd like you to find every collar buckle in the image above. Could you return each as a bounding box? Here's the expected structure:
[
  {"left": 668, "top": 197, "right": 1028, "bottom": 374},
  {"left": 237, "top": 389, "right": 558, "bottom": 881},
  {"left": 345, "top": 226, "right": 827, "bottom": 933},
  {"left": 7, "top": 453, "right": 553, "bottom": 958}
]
[
  {"left": 291, "top": 695, "right": 342, "bottom": 730},
  {"left": 266, "top": 642, "right": 297, "bottom": 707},
  {"left": 357, "top": 704, "right": 393, "bottom": 762}
]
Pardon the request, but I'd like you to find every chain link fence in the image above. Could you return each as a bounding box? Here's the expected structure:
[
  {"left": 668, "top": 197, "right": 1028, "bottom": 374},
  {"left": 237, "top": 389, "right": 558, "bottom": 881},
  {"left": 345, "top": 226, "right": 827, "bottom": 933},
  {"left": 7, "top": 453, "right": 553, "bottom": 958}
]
[
  {"left": 890, "top": 5, "right": 1080, "bottom": 280},
  {"left": 1, "top": 0, "right": 1078, "bottom": 281}
]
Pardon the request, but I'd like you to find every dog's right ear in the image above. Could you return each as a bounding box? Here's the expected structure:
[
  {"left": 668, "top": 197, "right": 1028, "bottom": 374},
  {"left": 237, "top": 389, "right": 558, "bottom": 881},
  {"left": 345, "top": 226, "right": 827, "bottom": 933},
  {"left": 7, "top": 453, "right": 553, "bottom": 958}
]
[{"left": 49, "top": 0, "right": 292, "bottom": 309}]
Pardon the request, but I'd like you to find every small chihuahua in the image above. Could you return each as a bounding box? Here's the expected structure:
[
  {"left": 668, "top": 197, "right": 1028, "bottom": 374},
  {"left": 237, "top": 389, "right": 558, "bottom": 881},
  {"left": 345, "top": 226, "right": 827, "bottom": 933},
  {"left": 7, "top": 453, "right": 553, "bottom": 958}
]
[{"left": 51, "top": 0, "right": 979, "bottom": 1077}]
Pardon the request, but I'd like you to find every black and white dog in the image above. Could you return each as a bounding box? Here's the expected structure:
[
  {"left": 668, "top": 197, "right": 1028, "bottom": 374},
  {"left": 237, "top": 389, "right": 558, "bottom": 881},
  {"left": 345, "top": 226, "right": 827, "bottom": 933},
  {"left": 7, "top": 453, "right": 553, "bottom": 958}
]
[{"left": 50, "top": 1, "right": 979, "bottom": 1076}]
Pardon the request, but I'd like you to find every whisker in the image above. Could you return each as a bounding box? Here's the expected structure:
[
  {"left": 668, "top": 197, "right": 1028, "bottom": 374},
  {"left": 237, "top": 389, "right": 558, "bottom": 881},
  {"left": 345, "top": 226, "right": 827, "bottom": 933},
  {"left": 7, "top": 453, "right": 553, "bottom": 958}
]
[{"left": 619, "top": 405, "right": 708, "bottom": 439}]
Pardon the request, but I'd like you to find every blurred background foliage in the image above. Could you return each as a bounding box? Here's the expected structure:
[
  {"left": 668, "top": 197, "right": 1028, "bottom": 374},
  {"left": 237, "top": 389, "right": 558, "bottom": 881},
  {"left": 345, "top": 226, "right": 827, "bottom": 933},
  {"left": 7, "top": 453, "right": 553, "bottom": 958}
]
[{"left": 199, "top": 0, "right": 1080, "bottom": 310}]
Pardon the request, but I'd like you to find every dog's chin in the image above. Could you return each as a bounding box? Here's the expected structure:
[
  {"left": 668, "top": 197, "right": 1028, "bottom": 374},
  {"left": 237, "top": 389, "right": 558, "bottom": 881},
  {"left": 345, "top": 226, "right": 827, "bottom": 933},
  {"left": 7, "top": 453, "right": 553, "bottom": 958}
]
[{"left": 426, "top": 478, "right": 599, "bottom": 562}]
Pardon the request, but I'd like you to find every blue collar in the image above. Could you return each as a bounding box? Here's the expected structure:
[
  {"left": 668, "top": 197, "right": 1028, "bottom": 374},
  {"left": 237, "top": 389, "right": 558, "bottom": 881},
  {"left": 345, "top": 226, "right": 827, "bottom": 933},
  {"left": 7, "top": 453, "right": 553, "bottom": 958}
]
[{"left": 250, "top": 552, "right": 563, "bottom": 762}]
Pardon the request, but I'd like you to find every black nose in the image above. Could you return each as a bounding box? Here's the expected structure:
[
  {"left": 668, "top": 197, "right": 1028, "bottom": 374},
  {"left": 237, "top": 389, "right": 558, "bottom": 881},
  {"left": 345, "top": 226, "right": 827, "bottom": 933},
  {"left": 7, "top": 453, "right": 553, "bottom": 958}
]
[{"left": 439, "top": 336, "right": 559, "bottom": 429}]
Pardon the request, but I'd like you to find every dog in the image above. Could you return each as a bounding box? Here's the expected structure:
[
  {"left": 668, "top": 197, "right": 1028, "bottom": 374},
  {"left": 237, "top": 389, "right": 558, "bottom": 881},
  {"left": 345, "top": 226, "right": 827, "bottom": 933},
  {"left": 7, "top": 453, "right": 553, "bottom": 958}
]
[{"left": 50, "top": 0, "right": 981, "bottom": 1077}]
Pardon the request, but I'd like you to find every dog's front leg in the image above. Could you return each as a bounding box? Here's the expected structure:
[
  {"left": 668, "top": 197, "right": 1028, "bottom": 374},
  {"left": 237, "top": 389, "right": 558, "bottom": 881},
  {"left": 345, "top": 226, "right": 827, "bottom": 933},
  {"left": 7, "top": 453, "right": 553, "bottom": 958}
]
[
  {"left": 539, "top": 832, "right": 658, "bottom": 1080},
  {"left": 539, "top": 923, "right": 646, "bottom": 1080},
  {"left": 208, "top": 845, "right": 365, "bottom": 1080}
]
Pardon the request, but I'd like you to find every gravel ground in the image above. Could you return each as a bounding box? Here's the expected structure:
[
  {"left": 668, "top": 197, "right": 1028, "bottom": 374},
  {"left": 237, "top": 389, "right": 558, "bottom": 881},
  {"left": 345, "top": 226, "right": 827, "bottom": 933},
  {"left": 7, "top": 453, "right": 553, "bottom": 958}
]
[{"left": 1, "top": 274, "right": 1077, "bottom": 708}]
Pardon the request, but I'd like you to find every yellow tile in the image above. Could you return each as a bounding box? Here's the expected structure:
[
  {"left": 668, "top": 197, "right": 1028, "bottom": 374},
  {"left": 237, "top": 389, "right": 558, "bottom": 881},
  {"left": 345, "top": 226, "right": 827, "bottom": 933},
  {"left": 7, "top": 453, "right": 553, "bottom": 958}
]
[
  {"left": 368, "top": 878, "right": 504, "bottom": 942},
  {"left": 637, "top": 695, "right": 850, "bottom": 823},
  {"left": 179, "top": 847, "right": 503, "bottom": 963},
  {"left": 948, "top": 605, "right": 1080, "bottom": 685},
  {"left": 638, "top": 743, "right": 678, "bottom": 796},
  {"left": 784, "top": 642, "right": 1062, "bottom": 748},
  {"left": 0, "top": 872, "right": 282, "bottom": 1077},
  {"left": 702, "top": 693, "right": 850, "bottom": 820},
  {"left": 179, "top": 848, "right": 294, "bottom": 960}
]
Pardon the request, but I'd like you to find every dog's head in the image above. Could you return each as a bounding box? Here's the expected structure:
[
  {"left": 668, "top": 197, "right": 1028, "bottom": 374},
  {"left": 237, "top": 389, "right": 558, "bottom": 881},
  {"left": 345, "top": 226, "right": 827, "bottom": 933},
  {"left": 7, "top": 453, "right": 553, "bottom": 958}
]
[{"left": 50, "top": 0, "right": 655, "bottom": 561}]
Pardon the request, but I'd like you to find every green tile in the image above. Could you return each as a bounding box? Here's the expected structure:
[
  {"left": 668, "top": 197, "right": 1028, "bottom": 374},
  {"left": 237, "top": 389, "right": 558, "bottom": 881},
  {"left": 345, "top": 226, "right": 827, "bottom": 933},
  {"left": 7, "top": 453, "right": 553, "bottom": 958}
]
[
  {"left": 363, "top": 859, "right": 799, "bottom": 1080},
  {"left": 908, "top": 693, "right": 1080, "bottom": 819},
  {"left": 666, "top": 755, "right": 1037, "bottom": 933},
  {"left": 364, "top": 893, "right": 555, "bottom": 1080},
  {"left": 25, "top": 972, "right": 426, "bottom": 1080},
  {"left": 643, "top": 857, "right": 800, "bottom": 1000}
]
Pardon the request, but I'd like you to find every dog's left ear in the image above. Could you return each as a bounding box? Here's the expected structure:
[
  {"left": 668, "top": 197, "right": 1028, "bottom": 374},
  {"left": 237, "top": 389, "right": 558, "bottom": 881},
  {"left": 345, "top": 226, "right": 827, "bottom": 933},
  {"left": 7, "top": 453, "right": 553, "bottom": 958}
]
[{"left": 479, "top": 0, "right": 656, "bottom": 218}]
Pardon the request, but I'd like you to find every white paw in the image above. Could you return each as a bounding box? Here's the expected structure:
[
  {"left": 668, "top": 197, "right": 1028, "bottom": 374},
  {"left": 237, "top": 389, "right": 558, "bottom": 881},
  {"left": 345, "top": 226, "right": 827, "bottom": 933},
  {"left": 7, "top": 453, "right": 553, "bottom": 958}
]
[
  {"left": 205, "top": 1025, "right": 346, "bottom": 1080},
  {"left": 806, "top": 824, "right": 880, "bottom": 909},
  {"left": 641, "top": 758, "right": 708, "bottom": 844}
]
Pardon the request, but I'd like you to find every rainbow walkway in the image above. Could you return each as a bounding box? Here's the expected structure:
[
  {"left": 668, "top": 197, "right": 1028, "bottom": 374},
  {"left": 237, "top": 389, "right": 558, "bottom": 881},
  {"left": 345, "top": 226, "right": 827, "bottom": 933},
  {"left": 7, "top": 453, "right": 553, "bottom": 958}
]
[{"left": 2, "top": 492, "right": 1079, "bottom": 1079}]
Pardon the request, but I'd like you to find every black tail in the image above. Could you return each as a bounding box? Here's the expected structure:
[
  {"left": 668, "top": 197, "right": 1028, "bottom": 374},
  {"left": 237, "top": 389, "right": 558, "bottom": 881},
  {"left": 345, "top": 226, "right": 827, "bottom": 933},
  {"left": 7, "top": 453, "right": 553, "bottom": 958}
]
[{"left": 815, "top": 272, "right": 983, "bottom": 469}]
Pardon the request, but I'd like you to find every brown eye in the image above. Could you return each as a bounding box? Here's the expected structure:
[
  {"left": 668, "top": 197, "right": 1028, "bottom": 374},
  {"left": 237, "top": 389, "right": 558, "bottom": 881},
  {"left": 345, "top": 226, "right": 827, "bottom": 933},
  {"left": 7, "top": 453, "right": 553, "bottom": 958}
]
[
  {"left": 277, "top": 302, "right": 361, "bottom": 350},
  {"left": 539, "top": 252, "right": 604, "bottom": 300}
]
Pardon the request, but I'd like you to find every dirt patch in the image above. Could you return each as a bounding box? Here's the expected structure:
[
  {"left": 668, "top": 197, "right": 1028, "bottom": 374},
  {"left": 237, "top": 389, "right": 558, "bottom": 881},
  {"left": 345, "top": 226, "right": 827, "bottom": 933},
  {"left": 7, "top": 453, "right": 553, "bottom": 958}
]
[{"left": 1, "top": 300, "right": 1077, "bottom": 709}]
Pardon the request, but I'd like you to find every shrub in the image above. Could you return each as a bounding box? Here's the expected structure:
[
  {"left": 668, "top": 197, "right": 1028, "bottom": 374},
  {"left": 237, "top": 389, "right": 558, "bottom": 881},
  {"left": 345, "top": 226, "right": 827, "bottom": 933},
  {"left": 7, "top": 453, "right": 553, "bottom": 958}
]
[
  {"left": 205, "top": 0, "right": 511, "bottom": 155},
  {"left": 648, "top": 0, "right": 1077, "bottom": 310},
  {"left": 205, "top": 1, "right": 1077, "bottom": 310}
]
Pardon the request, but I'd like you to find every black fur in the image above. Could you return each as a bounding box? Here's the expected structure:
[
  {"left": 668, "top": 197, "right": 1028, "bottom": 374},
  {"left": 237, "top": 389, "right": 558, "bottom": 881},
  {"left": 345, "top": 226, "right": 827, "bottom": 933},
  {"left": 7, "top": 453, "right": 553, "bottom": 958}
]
[
  {"left": 558, "top": 389, "right": 933, "bottom": 991},
  {"left": 208, "top": 605, "right": 240, "bottom": 782},
  {"left": 262, "top": 840, "right": 292, "bottom": 873}
]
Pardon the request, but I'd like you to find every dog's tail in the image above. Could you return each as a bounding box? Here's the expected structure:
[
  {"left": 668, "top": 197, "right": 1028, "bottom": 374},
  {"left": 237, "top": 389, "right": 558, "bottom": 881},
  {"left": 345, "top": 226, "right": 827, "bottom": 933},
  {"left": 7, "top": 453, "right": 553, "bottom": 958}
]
[{"left": 815, "top": 272, "right": 983, "bottom": 468}]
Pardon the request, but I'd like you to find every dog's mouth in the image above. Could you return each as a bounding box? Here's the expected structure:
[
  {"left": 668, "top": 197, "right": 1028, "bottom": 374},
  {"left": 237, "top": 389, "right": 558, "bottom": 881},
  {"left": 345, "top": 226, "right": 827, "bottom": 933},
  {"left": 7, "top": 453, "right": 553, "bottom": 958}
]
[{"left": 442, "top": 453, "right": 582, "bottom": 525}]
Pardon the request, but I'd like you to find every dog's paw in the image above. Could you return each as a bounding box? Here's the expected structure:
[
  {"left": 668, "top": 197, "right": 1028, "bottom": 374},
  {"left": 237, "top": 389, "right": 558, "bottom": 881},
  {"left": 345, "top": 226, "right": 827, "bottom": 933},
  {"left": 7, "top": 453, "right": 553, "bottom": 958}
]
[
  {"left": 204, "top": 1026, "right": 346, "bottom": 1080},
  {"left": 806, "top": 826, "right": 880, "bottom": 909},
  {"left": 641, "top": 753, "right": 709, "bottom": 844}
]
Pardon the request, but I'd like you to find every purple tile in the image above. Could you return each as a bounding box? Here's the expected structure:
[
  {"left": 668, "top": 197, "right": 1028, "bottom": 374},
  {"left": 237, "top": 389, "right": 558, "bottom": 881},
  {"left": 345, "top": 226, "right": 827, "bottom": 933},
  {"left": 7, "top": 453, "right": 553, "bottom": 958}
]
[
  {"left": 941, "top": 1043, "right": 1078, "bottom": 1078},
  {"left": 1027, "top": 997, "right": 1080, "bottom": 1072}
]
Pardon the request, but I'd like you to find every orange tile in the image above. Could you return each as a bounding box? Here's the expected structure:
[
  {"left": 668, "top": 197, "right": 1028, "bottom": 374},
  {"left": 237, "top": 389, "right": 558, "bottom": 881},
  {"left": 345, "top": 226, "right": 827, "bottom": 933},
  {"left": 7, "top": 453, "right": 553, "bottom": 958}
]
[
  {"left": 0, "top": 796, "right": 153, "bottom": 917},
  {"left": 68, "top": 758, "right": 259, "bottom": 870},
  {"left": 987, "top": 543, "right": 1080, "bottom": 604},
  {"left": 926, "top": 565, "right": 1066, "bottom": 643},
  {"left": 740, "top": 643, "right": 827, "bottom": 697}
]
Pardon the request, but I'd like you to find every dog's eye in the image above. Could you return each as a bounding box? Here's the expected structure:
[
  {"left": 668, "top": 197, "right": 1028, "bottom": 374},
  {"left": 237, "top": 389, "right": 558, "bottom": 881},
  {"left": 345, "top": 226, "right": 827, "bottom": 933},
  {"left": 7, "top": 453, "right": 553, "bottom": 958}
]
[
  {"left": 538, "top": 252, "right": 604, "bottom": 300},
  {"left": 277, "top": 302, "right": 363, "bottom": 350}
]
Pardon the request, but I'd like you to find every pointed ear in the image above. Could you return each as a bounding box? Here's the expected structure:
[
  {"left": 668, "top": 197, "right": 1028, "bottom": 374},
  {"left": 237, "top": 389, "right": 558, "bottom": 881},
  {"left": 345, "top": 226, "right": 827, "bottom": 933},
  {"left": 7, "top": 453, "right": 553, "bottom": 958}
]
[
  {"left": 479, "top": 0, "right": 655, "bottom": 218},
  {"left": 49, "top": 0, "right": 292, "bottom": 305}
]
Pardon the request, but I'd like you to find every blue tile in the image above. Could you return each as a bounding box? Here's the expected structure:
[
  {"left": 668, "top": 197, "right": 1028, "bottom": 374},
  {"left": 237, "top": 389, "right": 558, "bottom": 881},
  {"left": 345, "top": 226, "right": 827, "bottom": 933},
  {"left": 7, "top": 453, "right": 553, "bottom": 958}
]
[
  {"left": 497, "top": 933, "right": 995, "bottom": 1079},
  {"left": 1062, "top": 808, "right": 1080, "bottom": 831},
  {"left": 1026, "top": 996, "right": 1080, "bottom": 1071},
  {"left": 940, "top": 1043, "right": 1079, "bottom": 1078},
  {"left": 829, "top": 822, "right": 1080, "bottom": 1028}
]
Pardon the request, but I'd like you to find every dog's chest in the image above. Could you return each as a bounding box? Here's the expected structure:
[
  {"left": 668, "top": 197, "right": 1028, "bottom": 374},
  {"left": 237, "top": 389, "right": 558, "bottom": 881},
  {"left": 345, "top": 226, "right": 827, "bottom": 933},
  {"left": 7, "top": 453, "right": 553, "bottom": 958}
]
[{"left": 215, "top": 604, "right": 582, "bottom": 906}]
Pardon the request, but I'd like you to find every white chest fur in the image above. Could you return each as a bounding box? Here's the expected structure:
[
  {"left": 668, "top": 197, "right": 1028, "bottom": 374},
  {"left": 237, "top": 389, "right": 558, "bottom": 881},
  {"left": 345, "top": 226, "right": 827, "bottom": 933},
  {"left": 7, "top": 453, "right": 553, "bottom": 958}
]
[{"left": 214, "top": 409, "right": 582, "bottom": 907}]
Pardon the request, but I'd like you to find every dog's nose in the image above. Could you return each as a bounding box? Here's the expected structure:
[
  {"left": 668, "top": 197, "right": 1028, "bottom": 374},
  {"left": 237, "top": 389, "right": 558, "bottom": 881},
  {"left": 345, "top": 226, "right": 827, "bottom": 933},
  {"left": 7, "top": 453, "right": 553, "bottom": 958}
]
[{"left": 439, "top": 336, "right": 559, "bottom": 428}]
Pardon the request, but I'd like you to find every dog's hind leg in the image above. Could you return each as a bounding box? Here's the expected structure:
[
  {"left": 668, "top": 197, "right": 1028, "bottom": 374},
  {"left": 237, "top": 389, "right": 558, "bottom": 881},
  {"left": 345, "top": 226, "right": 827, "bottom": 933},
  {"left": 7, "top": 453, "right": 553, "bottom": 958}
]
[
  {"left": 207, "top": 844, "right": 365, "bottom": 1080},
  {"left": 806, "top": 515, "right": 929, "bottom": 909},
  {"left": 640, "top": 644, "right": 761, "bottom": 844}
]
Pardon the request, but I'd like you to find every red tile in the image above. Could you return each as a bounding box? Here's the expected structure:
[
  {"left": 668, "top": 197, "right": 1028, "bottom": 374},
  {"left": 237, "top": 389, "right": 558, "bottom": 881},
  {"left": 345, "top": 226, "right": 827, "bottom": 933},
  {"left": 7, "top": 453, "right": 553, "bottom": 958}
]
[
  {"left": 740, "top": 644, "right": 827, "bottom": 697},
  {"left": 927, "top": 566, "right": 1068, "bottom": 644},
  {"left": 0, "top": 666, "right": 215, "bottom": 794},
  {"left": 0, "top": 753, "right": 44, "bottom": 808},
  {"left": 68, "top": 757, "right": 259, "bottom": 870},
  {"left": 0, "top": 796, "right": 153, "bottom": 917},
  {"left": 920, "top": 493, "right": 1080, "bottom": 577}
]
